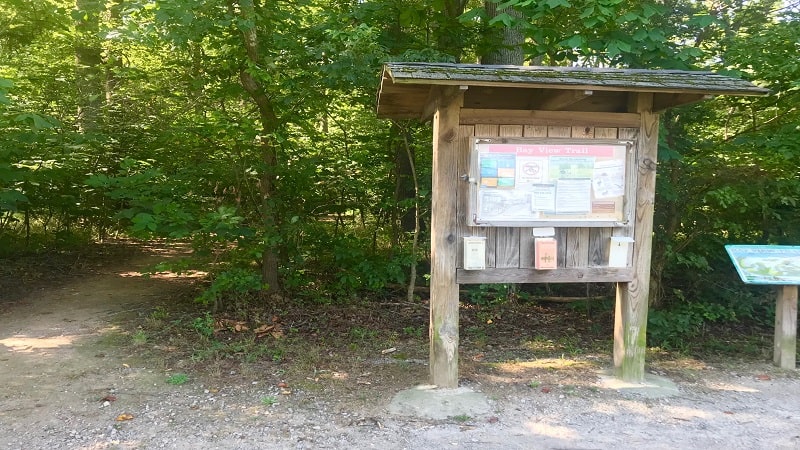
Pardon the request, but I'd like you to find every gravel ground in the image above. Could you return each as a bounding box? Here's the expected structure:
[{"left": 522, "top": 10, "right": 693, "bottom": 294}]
[{"left": 2, "top": 248, "right": 800, "bottom": 449}]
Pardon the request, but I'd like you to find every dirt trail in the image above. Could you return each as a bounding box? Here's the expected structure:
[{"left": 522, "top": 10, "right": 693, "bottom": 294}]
[{"left": 2, "top": 246, "right": 800, "bottom": 449}]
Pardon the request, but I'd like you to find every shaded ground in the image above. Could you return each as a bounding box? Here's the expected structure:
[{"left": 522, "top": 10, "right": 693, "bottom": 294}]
[{"left": 2, "top": 241, "right": 800, "bottom": 449}]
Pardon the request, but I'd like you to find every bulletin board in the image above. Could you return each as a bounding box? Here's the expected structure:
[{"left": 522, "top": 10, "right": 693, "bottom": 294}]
[{"left": 467, "top": 138, "right": 634, "bottom": 227}]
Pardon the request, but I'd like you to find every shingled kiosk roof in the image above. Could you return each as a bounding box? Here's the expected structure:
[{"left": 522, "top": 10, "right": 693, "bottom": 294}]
[{"left": 376, "top": 62, "right": 769, "bottom": 119}]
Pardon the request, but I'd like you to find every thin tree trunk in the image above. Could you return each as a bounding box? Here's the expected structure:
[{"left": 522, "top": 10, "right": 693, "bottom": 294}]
[
  {"left": 232, "top": 0, "right": 281, "bottom": 293},
  {"left": 400, "top": 126, "right": 421, "bottom": 303}
]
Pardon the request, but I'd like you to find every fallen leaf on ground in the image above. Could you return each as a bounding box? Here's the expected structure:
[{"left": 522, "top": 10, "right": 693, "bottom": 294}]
[
  {"left": 541, "top": 387, "right": 551, "bottom": 393},
  {"left": 115, "top": 413, "right": 134, "bottom": 421},
  {"left": 100, "top": 395, "right": 117, "bottom": 402},
  {"left": 253, "top": 324, "right": 275, "bottom": 334},
  {"left": 756, "top": 374, "right": 771, "bottom": 381}
]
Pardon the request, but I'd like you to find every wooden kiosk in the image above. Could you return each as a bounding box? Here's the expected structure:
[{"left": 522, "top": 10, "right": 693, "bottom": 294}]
[{"left": 376, "top": 63, "right": 768, "bottom": 386}]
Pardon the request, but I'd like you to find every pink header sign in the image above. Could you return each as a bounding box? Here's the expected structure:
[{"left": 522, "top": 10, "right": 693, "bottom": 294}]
[{"left": 487, "top": 144, "right": 616, "bottom": 158}]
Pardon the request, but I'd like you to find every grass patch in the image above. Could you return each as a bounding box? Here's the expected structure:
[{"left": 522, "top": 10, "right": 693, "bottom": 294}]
[{"left": 166, "top": 373, "right": 189, "bottom": 385}]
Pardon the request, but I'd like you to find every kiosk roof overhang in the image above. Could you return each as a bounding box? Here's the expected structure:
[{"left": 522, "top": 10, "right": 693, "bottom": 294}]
[{"left": 377, "top": 62, "right": 770, "bottom": 119}]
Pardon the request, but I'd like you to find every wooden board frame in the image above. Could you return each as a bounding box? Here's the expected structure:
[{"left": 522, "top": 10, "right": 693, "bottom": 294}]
[{"left": 467, "top": 137, "right": 635, "bottom": 227}]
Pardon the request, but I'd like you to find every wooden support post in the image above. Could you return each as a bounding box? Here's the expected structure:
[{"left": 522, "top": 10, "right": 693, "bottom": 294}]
[
  {"left": 614, "top": 94, "right": 658, "bottom": 382},
  {"left": 774, "top": 285, "right": 798, "bottom": 369},
  {"left": 430, "top": 86, "right": 465, "bottom": 388}
]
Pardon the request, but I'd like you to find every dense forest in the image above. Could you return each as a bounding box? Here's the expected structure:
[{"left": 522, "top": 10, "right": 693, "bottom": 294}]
[{"left": 1, "top": 0, "right": 799, "bottom": 347}]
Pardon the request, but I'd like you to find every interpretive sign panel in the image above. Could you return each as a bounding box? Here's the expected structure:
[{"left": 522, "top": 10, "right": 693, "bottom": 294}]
[
  {"left": 468, "top": 138, "right": 633, "bottom": 227},
  {"left": 725, "top": 245, "right": 800, "bottom": 285}
]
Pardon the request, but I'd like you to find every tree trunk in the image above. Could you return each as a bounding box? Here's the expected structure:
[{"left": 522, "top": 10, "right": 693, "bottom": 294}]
[
  {"left": 74, "top": 0, "right": 104, "bottom": 133},
  {"left": 232, "top": 0, "right": 281, "bottom": 293},
  {"left": 481, "top": 2, "right": 525, "bottom": 65}
]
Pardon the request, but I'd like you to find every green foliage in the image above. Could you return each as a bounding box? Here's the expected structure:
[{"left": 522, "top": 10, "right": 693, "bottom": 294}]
[
  {"left": 191, "top": 313, "right": 215, "bottom": 337},
  {"left": 647, "top": 287, "right": 773, "bottom": 350},
  {"left": 196, "top": 268, "right": 265, "bottom": 307},
  {"left": 0, "top": 0, "right": 797, "bottom": 336},
  {"left": 166, "top": 373, "right": 190, "bottom": 385}
]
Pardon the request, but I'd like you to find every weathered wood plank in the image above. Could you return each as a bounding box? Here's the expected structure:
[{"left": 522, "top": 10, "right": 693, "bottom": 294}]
[
  {"left": 519, "top": 228, "right": 534, "bottom": 269},
  {"left": 523, "top": 124, "right": 548, "bottom": 138},
  {"left": 548, "top": 126, "right": 572, "bottom": 138},
  {"left": 499, "top": 124, "right": 524, "bottom": 137},
  {"left": 556, "top": 227, "right": 568, "bottom": 268},
  {"left": 572, "top": 126, "right": 594, "bottom": 139},
  {"left": 774, "top": 285, "right": 798, "bottom": 370},
  {"left": 429, "top": 86, "right": 464, "bottom": 388},
  {"left": 485, "top": 227, "right": 497, "bottom": 268},
  {"left": 595, "top": 127, "right": 618, "bottom": 139},
  {"left": 456, "top": 125, "right": 475, "bottom": 268},
  {"left": 457, "top": 267, "right": 634, "bottom": 284},
  {"left": 460, "top": 109, "right": 640, "bottom": 128},
  {"left": 614, "top": 94, "right": 658, "bottom": 382},
  {"left": 566, "top": 227, "right": 590, "bottom": 268},
  {"left": 474, "top": 123, "right": 499, "bottom": 137},
  {"left": 589, "top": 228, "right": 613, "bottom": 267},
  {"left": 496, "top": 228, "right": 520, "bottom": 268}
]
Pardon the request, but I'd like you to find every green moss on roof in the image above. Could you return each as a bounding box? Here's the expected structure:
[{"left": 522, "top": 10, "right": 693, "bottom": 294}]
[{"left": 384, "top": 62, "right": 769, "bottom": 95}]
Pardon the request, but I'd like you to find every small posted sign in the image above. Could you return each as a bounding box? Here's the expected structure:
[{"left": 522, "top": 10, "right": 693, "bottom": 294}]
[{"left": 725, "top": 245, "right": 800, "bottom": 285}]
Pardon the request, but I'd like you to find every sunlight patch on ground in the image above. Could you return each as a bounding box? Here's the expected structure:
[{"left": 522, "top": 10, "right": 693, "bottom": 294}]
[
  {"left": 524, "top": 420, "right": 578, "bottom": 439},
  {"left": 118, "top": 270, "right": 207, "bottom": 280},
  {"left": 494, "top": 358, "right": 590, "bottom": 373},
  {"left": 0, "top": 335, "right": 77, "bottom": 353}
]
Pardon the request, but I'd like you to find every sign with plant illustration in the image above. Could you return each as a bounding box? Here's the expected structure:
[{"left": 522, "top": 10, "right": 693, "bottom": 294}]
[{"left": 725, "top": 245, "right": 800, "bottom": 285}]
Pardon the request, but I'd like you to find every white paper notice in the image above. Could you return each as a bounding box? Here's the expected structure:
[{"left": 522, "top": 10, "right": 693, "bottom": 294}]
[
  {"left": 555, "top": 179, "right": 592, "bottom": 214},
  {"left": 516, "top": 157, "right": 549, "bottom": 185},
  {"left": 592, "top": 160, "right": 625, "bottom": 198},
  {"left": 531, "top": 184, "right": 556, "bottom": 212}
]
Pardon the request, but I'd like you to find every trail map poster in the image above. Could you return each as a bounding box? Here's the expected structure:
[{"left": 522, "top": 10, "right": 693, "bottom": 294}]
[
  {"left": 469, "top": 138, "right": 631, "bottom": 226},
  {"left": 725, "top": 245, "right": 800, "bottom": 285}
]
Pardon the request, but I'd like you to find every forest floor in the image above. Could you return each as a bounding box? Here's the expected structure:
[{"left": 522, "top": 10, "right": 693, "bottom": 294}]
[{"left": 2, "top": 241, "right": 800, "bottom": 449}]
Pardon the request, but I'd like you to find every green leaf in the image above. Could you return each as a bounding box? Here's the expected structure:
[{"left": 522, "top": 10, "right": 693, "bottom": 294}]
[
  {"left": 0, "top": 190, "right": 28, "bottom": 211},
  {"left": 688, "top": 14, "right": 716, "bottom": 28},
  {"left": 561, "top": 34, "right": 585, "bottom": 49},
  {"left": 14, "top": 113, "right": 58, "bottom": 130},
  {"left": 545, "top": 0, "right": 571, "bottom": 8}
]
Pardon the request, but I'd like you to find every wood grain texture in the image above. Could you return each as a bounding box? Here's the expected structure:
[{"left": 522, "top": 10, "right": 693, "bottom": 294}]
[
  {"left": 429, "top": 86, "right": 464, "bottom": 388},
  {"left": 548, "top": 126, "right": 572, "bottom": 138},
  {"left": 460, "top": 109, "right": 640, "bottom": 127},
  {"left": 566, "top": 228, "right": 590, "bottom": 268},
  {"left": 774, "top": 285, "right": 798, "bottom": 369},
  {"left": 594, "top": 127, "right": 618, "bottom": 139},
  {"left": 456, "top": 125, "right": 475, "bottom": 268},
  {"left": 589, "top": 228, "right": 613, "bottom": 267},
  {"left": 556, "top": 227, "right": 568, "bottom": 268},
  {"left": 496, "top": 227, "right": 520, "bottom": 268},
  {"left": 457, "top": 267, "right": 633, "bottom": 284},
  {"left": 613, "top": 94, "right": 658, "bottom": 382},
  {"left": 572, "top": 126, "right": 594, "bottom": 139}
]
